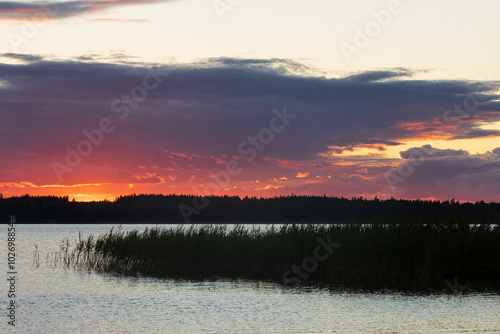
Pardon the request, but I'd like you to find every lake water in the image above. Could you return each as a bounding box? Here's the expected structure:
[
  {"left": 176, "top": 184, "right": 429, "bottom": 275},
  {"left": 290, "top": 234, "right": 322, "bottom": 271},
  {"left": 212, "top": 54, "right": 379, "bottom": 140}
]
[{"left": 1, "top": 224, "right": 500, "bottom": 333}]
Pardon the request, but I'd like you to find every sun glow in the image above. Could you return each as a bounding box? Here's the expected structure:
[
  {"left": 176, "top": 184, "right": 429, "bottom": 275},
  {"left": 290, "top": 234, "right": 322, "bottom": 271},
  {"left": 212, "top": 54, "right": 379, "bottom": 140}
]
[
  {"left": 69, "top": 194, "right": 116, "bottom": 202},
  {"left": 383, "top": 136, "right": 500, "bottom": 159}
]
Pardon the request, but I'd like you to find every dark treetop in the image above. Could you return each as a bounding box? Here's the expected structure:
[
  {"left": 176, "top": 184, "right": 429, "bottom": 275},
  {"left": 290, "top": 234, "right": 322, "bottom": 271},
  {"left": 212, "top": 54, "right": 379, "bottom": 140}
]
[{"left": 1, "top": 194, "right": 499, "bottom": 223}]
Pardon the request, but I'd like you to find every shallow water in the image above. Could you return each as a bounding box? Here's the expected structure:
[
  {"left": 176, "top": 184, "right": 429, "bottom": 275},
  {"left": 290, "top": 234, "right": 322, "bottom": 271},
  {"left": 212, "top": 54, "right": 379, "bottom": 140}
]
[{"left": 1, "top": 224, "right": 499, "bottom": 333}]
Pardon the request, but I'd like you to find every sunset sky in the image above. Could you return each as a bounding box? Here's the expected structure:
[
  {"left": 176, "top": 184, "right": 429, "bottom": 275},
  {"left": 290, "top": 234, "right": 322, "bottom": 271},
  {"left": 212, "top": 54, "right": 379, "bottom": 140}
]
[{"left": 1, "top": 0, "right": 500, "bottom": 202}]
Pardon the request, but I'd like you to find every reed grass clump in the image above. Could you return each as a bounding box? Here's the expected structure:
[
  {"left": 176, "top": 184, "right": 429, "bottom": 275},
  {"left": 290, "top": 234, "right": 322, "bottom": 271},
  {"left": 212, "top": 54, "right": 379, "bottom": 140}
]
[{"left": 65, "top": 221, "right": 500, "bottom": 290}]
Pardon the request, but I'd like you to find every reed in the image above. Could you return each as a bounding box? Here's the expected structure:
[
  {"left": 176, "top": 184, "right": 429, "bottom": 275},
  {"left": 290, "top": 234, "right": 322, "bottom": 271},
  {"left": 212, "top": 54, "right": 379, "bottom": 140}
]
[{"left": 65, "top": 219, "right": 500, "bottom": 290}]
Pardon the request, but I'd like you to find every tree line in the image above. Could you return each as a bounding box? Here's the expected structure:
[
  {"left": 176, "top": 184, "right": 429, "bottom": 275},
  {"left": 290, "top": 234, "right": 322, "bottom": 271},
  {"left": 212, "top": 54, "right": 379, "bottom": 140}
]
[{"left": 1, "top": 194, "right": 499, "bottom": 223}]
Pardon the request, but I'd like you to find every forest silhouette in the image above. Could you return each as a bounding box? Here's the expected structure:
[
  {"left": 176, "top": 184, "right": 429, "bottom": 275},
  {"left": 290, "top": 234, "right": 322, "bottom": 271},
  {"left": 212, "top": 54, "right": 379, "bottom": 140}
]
[{"left": 1, "top": 194, "right": 499, "bottom": 223}]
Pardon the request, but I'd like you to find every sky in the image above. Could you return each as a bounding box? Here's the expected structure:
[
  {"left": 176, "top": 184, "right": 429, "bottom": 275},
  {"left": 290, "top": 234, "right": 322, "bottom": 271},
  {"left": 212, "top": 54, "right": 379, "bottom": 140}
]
[{"left": 0, "top": 0, "right": 499, "bottom": 202}]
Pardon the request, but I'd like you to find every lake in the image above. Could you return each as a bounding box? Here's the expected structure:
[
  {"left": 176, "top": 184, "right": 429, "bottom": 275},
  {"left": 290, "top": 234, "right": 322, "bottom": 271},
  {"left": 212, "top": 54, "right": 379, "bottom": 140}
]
[{"left": 2, "top": 224, "right": 500, "bottom": 333}]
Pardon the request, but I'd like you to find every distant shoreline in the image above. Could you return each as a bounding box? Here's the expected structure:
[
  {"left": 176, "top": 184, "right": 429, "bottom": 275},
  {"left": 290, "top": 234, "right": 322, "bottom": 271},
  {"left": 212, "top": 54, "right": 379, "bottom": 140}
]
[{"left": 2, "top": 194, "right": 499, "bottom": 224}]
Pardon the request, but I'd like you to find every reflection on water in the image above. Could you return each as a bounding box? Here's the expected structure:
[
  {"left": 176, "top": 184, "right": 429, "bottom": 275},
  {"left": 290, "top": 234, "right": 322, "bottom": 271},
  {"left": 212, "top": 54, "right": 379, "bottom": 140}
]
[{"left": 1, "top": 224, "right": 500, "bottom": 333}]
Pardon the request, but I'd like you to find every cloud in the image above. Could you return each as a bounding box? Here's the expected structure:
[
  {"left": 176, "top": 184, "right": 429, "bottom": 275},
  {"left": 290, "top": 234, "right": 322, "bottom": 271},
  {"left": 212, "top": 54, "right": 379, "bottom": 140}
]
[
  {"left": 1, "top": 54, "right": 500, "bottom": 202},
  {"left": 0, "top": 53, "right": 43, "bottom": 62},
  {"left": 383, "top": 145, "right": 500, "bottom": 202},
  {"left": 0, "top": 56, "right": 499, "bottom": 162},
  {"left": 345, "top": 68, "right": 414, "bottom": 82},
  {"left": 0, "top": 0, "right": 174, "bottom": 22},
  {"left": 1, "top": 57, "right": 499, "bottom": 163},
  {"left": 399, "top": 145, "right": 469, "bottom": 159}
]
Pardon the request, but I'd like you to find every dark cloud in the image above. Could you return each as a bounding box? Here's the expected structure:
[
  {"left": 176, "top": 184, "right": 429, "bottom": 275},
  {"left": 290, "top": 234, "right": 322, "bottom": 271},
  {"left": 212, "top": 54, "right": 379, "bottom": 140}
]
[
  {"left": 345, "top": 69, "right": 413, "bottom": 82},
  {"left": 382, "top": 145, "right": 500, "bottom": 202},
  {"left": 400, "top": 145, "right": 469, "bottom": 159},
  {"left": 0, "top": 0, "right": 173, "bottom": 21},
  {"left": 1, "top": 53, "right": 43, "bottom": 62},
  {"left": 1, "top": 55, "right": 499, "bottom": 162},
  {"left": 1, "top": 55, "right": 500, "bottom": 199}
]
